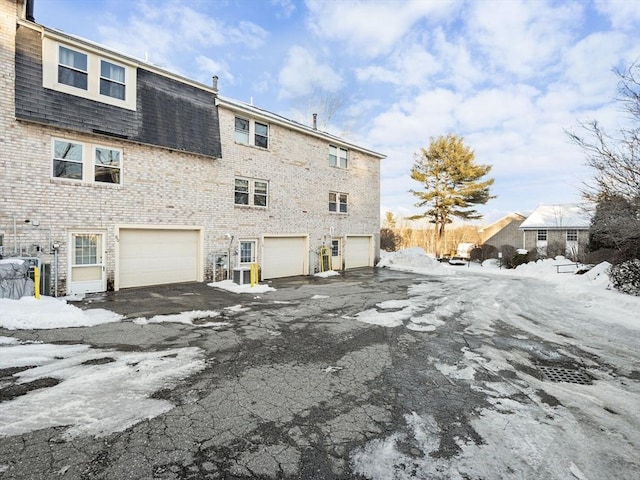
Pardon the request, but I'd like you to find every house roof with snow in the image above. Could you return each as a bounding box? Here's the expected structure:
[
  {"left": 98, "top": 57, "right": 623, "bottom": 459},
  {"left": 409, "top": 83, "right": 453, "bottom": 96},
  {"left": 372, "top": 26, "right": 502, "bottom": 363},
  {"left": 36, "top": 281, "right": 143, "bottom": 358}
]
[{"left": 519, "top": 204, "right": 591, "bottom": 230}]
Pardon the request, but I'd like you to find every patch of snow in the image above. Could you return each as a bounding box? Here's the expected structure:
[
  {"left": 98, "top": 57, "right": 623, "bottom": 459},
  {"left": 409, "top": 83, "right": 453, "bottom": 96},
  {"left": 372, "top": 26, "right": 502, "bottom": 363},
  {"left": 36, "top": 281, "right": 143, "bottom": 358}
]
[
  {"left": 208, "top": 279, "right": 275, "bottom": 293},
  {"left": 0, "top": 258, "right": 25, "bottom": 264},
  {"left": 133, "top": 310, "right": 228, "bottom": 327},
  {"left": 0, "top": 296, "right": 123, "bottom": 330},
  {"left": 315, "top": 270, "right": 341, "bottom": 277},
  {"left": 0, "top": 341, "right": 205, "bottom": 439}
]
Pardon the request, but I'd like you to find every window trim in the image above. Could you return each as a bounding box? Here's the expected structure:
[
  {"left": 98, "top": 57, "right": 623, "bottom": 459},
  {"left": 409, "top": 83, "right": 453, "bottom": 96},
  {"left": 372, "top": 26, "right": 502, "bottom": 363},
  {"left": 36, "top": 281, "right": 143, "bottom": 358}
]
[
  {"left": 51, "top": 137, "right": 123, "bottom": 185},
  {"left": 329, "top": 191, "right": 348, "bottom": 214},
  {"left": 238, "top": 240, "right": 257, "bottom": 266},
  {"left": 537, "top": 229, "right": 547, "bottom": 241},
  {"left": 234, "top": 176, "right": 269, "bottom": 208},
  {"left": 329, "top": 145, "right": 348, "bottom": 168},
  {"left": 566, "top": 229, "right": 578, "bottom": 242},
  {"left": 42, "top": 36, "right": 137, "bottom": 110},
  {"left": 234, "top": 116, "right": 269, "bottom": 149}
]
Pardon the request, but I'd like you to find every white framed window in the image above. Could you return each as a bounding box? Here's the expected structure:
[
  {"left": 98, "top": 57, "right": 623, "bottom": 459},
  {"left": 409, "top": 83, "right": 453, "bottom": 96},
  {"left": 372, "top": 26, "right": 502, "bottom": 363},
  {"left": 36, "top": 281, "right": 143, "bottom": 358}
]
[
  {"left": 235, "top": 117, "right": 250, "bottom": 144},
  {"left": 255, "top": 122, "right": 268, "bottom": 148},
  {"left": 94, "top": 146, "right": 121, "bottom": 184},
  {"left": 566, "top": 229, "right": 578, "bottom": 242},
  {"left": 43, "top": 36, "right": 136, "bottom": 110},
  {"left": 329, "top": 145, "right": 348, "bottom": 168},
  {"left": 537, "top": 230, "right": 547, "bottom": 241},
  {"left": 100, "top": 60, "right": 126, "bottom": 100},
  {"left": 58, "top": 46, "right": 88, "bottom": 90},
  {"left": 234, "top": 116, "right": 269, "bottom": 149},
  {"left": 234, "top": 177, "right": 268, "bottom": 207},
  {"left": 52, "top": 138, "right": 122, "bottom": 185},
  {"left": 329, "top": 192, "right": 348, "bottom": 213},
  {"left": 53, "top": 139, "right": 84, "bottom": 180},
  {"left": 239, "top": 240, "right": 256, "bottom": 265}
]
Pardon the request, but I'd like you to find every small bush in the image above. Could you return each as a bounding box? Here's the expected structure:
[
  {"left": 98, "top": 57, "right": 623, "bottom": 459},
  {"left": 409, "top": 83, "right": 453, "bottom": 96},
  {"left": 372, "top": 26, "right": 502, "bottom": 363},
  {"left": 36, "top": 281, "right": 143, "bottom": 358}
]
[
  {"left": 512, "top": 252, "right": 529, "bottom": 268},
  {"left": 380, "top": 228, "right": 401, "bottom": 252},
  {"left": 609, "top": 259, "right": 640, "bottom": 296}
]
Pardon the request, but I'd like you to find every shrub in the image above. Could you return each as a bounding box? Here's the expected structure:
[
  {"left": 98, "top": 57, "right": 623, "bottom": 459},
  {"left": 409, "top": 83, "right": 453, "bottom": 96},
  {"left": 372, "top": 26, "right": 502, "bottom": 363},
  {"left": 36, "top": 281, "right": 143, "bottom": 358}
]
[
  {"left": 512, "top": 252, "right": 529, "bottom": 268},
  {"left": 499, "top": 245, "right": 516, "bottom": 268},
  {"left": 609, "top": 259, "right": 640, "bottom": 296},
  {"left": 380, "top": 228, "right": 401, "bottom": 252}
]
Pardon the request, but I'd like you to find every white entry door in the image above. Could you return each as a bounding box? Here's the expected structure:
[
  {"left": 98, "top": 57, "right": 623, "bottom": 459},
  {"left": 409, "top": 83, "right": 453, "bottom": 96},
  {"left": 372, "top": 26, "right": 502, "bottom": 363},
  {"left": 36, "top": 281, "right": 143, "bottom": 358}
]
[
  {"left": 68, "top": 232, "right": 106, "bottom": 294},
  {"left": 331, "top": 238, "right": 343, "bottom": 270}
]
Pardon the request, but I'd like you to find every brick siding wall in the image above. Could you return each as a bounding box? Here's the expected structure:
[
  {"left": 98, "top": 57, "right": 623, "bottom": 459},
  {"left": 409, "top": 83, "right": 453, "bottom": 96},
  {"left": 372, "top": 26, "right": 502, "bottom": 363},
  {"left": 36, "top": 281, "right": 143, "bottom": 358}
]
[{"left": 1, "top": 2, "right": 381, "bottom": 293}]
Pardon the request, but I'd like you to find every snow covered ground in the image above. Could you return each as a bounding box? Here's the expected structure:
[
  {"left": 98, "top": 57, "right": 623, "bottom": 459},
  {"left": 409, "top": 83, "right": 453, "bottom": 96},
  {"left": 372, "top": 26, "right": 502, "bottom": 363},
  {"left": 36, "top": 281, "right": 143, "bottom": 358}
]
[
  {"left": 359, "top": 249, "right": 640, "bottom": 479},
  {"left": 1, "top": 248, "right": 639, "bottom": 479}
]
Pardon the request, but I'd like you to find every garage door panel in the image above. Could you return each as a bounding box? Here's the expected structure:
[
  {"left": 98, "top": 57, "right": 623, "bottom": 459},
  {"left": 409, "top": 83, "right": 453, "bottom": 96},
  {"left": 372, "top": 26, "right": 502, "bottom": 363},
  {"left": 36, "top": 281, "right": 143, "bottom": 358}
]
[
  {"left": 263, "top": 236, "right": 306, "bottom": 279},
  {"left": 345, "top": 236, "right": 372, "bottom": 269},
  {"left": 119, "top": 229, "right": 199, "bottom": 289}
]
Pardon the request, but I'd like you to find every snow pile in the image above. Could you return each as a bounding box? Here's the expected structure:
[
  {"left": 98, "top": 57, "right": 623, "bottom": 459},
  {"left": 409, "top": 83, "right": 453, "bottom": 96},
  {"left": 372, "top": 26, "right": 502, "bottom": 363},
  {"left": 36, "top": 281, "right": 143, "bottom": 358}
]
[
  {"left": 0, "top": 296, "right": 123, "bottom": 330},
  {"left": 377, "top": 248, "right": 448, "bottom": 275}
]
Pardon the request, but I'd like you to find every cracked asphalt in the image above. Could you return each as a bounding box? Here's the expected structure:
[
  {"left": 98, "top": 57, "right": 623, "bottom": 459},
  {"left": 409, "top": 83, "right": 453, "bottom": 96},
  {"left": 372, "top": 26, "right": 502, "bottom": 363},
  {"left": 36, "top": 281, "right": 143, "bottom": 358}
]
[{"left": 1, "top": 268, "right": 639, "bottom": 479}]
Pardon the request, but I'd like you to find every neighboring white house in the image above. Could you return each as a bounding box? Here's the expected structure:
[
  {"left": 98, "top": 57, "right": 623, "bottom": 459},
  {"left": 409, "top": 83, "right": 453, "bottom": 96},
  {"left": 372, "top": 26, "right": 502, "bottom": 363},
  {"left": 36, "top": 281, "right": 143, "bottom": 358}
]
[
  {"left": 519, "top": 204, "right": 591, "bottom": 260},
  {"left": 1, "top": 0, "right": 384, "bottom": 295}
]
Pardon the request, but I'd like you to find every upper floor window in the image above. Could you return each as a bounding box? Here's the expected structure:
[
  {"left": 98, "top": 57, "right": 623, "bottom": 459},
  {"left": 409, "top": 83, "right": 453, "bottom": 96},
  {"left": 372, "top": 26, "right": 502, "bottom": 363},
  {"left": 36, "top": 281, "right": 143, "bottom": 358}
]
[
  {"left": 58, "top": 46, "right": 88, "bottom": 90},
  {"left": 255, "top": 122, "right": 268, "bottom": 148},
  {"left": 234, "top": 116, "right": 269, "bottom": 149},
  {"left": 566, "top": 229, "right": 578, "bottom": 242},
  {"left": 100, "top": 60, "right": 126, "bottom": 100},
  {"left": 537, "top": 230, "right": 547, "bottom": 241},
  {"left": 329, "top": 192, "right": 348, "bottom": 213},
  {"left": 329, "top": 145, "right": 347, "bottom": 168},
  {"left": 235, "top": 117, "right": 250, "bottom": 144},
  {"left": 43, "top": 36, "right": 136, "bottom": 110},
  {"left": 52, "top": 138, "right": 122, "bottom": 185},
  {"left": 235, "top": 177, "right": 268, "bottom": 207}
]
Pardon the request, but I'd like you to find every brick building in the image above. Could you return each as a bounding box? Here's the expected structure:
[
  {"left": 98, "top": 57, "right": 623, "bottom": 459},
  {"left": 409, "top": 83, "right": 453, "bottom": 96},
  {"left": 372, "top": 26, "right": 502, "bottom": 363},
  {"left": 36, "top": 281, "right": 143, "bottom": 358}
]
[{"left": 0, "top": 0, "right": 384, "bottom": 295}]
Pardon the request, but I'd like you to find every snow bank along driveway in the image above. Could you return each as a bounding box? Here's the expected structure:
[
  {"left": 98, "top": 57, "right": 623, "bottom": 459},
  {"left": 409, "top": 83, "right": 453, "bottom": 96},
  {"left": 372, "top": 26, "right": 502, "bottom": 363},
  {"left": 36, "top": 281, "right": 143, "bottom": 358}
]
[{"left": 0, "top": 264, "right": 639, "bottom": 479}]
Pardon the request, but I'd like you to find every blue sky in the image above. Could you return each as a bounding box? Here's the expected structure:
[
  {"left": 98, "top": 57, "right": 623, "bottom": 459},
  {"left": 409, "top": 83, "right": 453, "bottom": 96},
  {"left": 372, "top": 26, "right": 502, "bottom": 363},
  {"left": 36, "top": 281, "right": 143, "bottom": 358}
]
[{"left": 34, "top": 0, "right": 640, "bottom": 224}]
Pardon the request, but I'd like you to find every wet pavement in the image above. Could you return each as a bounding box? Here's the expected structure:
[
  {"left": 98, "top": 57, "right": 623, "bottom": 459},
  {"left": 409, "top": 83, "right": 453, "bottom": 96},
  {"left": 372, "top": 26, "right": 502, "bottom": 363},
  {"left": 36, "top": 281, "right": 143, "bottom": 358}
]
[{"left": 1, "top": 268, "right": 639, "bottom": 479}]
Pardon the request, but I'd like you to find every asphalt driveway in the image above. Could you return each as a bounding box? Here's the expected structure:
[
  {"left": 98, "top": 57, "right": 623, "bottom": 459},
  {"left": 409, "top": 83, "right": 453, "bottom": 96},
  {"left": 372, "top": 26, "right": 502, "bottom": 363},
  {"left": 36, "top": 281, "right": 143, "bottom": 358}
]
[{"left": 1, "top": 268, "right": 639, "bottom": 479}]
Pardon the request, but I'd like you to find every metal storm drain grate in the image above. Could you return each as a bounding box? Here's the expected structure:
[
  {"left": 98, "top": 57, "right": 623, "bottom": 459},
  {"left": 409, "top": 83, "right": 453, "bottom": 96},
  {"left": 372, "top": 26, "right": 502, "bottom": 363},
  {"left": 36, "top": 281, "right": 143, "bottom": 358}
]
[{"left": 538, "top": 365, "right": 592, "bottom": 385}]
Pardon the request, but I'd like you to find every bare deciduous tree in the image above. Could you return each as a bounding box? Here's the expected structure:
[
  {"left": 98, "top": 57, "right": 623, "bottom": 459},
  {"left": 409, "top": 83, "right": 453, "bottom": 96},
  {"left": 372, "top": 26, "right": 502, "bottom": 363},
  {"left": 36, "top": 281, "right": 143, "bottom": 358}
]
[{"left": 567, "top": 62, "right": 640, "bottom": 201}]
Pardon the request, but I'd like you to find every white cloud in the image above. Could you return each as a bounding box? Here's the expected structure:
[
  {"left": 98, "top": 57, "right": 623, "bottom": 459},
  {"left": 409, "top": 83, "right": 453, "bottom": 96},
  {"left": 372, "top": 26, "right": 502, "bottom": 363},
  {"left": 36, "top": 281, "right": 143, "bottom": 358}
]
[
  {"left": 467, "top": 0, "right": 582, "bottom": 79},
  {"left": 271, "top": 0, "right": 296, "bottom": 18},
  {"left": 278, "top": 46, "right": 342, "bottom": 98},
  {"left": 306, "top": 0, "right": 457, "bottom": 57},
  {"left": 356, "top": 44, "right": 440, "bottom": 87},
  {"left": 594, "top": 0, "right": 640, "bottom": 30},
  {"left": 97, "top": 1, "right": 267, "bottom": 72},
  {"left": 195, "top": 55, "right": 235, "bottom": 87}
]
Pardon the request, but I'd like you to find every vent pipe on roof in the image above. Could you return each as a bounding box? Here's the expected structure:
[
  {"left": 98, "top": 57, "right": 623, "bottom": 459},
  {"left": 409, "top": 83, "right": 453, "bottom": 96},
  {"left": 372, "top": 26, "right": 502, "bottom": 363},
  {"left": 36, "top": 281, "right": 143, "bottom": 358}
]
[
  {"left": 313, "top": 113, "right": 317, "bottom": 130},
  {"left": 212, "top": 75, "right": 218, "bottom": 93},
  {"left": 26, "top": 0, "right": 35, "bottom": 22}
]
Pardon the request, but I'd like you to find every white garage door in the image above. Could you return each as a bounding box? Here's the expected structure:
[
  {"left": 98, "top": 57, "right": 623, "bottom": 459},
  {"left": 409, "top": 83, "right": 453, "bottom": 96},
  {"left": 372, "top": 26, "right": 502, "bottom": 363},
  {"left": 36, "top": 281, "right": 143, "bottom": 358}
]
[
  {"left": 345, "top": 236, "right": 372, "bottom": 269},
  {"left": 263, "top": 236, "right": 307, "bottom": 279},
  {"left": 118, "top": 228, "right": 200, "bottom": 289}
]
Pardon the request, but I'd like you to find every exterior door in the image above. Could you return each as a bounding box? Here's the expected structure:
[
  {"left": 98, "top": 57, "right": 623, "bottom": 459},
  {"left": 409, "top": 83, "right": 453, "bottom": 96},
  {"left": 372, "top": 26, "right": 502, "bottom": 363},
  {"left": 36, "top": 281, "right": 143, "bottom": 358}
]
[
  {"left": 331, "top": 238, "right": 343, "bottom": 270},
  {"left": 68, "top": 232, "right": 106, "bottom": 294}
]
